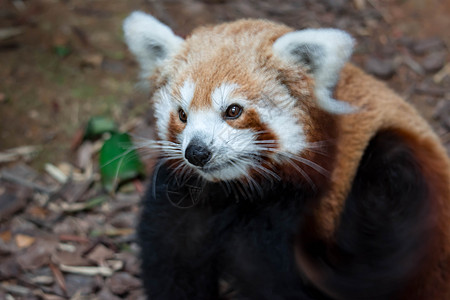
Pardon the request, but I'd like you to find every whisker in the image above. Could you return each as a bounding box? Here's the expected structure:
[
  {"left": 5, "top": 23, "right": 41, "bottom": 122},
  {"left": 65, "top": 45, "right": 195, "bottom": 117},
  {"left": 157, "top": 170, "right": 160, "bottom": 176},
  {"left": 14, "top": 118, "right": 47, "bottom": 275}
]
[
  {"left": 304, "top": 147, "right": 330, "bottom": 157},
  {"left": 284, "top": 158, "right": 316, "bottom": 191},
  {"left": 252, "top": 130, "right": 270, "bottom": 135},
  {"left": 235, "top": 180, "right": 252, "bottom": 201},
  {"left": 227, "top": 180, "right": 241, "bottom": 202},
  {"left": 179, "top": 165, "right": 195, "bottom": 185},
  {"left": 283, "top": 154, "right": 330, "bottom": 177},
  {"left": 238, "top": 152, "right": 280, "bottom": 182},
  {"left": 100, "top": 144, "right": 139, "bottom": 171},
  {"left": 230, "top": 159, "right": 264, "bottom": 199},
  {"left": 252, "top": 143, "right": 329, "bottom": 177},
  {"left": 169, "top": 160, "right": 187, "bottom": 175},
  {"left": 253, "top": 163, "right": 281, "bottom": 182},
  {"left": 253, "top": 140, "right": 277, "bottom": 144}
]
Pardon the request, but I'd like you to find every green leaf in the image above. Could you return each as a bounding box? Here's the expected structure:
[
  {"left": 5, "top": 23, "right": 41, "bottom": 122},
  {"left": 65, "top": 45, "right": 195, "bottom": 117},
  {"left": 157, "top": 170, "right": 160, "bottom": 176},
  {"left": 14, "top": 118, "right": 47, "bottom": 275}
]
[
  {"left": 89, "top": 229, "right": 103, "bottom": 238},
  {"left": 85, "top": 195, "right": 109, "bottom": 209},
  {"left": 84, "top": 116, "right": 117, "bottom": 140},
  {"left": 99, "top": 132, "right": 144, "bottom": 192},
  {"left": 54, "top": 45, "right": 71, "bottom": 57}
]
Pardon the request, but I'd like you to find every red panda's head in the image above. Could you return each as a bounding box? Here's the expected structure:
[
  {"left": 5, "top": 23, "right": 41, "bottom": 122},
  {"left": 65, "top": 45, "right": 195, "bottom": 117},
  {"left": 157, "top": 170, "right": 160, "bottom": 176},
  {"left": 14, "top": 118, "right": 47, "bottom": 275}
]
[{"left": 124, "top": 12, "right": 355, "bottom": 188}]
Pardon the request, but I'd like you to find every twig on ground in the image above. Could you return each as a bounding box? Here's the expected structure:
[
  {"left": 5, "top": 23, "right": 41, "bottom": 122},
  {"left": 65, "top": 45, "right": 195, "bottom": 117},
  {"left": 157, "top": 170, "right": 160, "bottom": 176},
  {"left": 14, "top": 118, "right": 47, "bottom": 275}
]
[{"left": 0, "top": 171, "right": 57, "bottom": 194}]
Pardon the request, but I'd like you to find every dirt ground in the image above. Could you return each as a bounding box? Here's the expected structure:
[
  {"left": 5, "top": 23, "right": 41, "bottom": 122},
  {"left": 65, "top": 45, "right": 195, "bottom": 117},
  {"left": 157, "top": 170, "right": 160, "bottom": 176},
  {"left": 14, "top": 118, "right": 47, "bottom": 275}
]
[{"left": 0, "top": 0, "right": 449, "bottom": 299}]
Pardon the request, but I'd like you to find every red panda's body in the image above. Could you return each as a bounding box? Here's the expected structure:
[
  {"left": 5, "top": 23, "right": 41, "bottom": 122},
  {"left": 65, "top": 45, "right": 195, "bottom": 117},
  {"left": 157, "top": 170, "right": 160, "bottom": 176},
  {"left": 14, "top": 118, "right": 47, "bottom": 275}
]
[
  {"left": 123, "top": 12, "right": 450, "bottom": 299},
  {"left": 318, "top": 64, "right": 450, "bottom": 299}
]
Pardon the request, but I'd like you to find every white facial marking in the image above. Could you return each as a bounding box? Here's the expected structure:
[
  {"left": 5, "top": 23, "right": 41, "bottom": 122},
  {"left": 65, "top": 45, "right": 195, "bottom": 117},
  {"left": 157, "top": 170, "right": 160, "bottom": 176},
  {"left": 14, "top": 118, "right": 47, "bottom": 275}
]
[
  {"left": 154, "top": 86, "right": 175, "bottom": 140},
  {"left": 257, "top": 93, "right": 307, "bottom": 155},
  {"left": 211, "top": 83, "right": 241, "bottom": 110},
  {"left": 179, "top": 80, "right": 195, "bottom": 109},
  {"left": 180, "top": 107, "right": 256, "bottom": 181}
]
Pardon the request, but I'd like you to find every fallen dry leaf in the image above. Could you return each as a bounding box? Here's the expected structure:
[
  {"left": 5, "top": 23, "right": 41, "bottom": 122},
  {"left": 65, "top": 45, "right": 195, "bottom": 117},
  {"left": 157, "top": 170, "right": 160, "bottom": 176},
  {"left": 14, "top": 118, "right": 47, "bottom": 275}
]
[
  {"left": 353, "top": 0, "right": 366, "bottom": 10},
  {"left": 50, "top": 261, "right": 67, "bottom": 295},
  {"left": 45, "top": 163, "right": 68, "bottom": 184},
  {"left": 31, "top": 275, "right": 55, "bottom": 285},
  {"left": 109, "top": 212, "right": 136, "bottom": 229},
  {"left": 0, "top": 145, "right": 40, "bottom": 163},
  {"left": 62, "top": 273, "right": 99, "bottom": 298},
  {"left": 17, "top": 239, "right": 56, "bottom": 270},
  {"left": 0, "top": 230, "right": 12, "bottom": 243},
  {"left": 0, "top": 282, "right": 31, "bottom": 296},
  {"left": 433, "top": 63, "right": 450, "bottom": 84},
  {"left": 34, "top": 290, "right": 66, "bottom": 300},
  {"left": 52, "top": 247, "right": 91, "bottom": 266},
  {"left": 0, "top": 27, "right": 23, "bottom": 40},
  {"left": 58, "top": 234, "right": 90, "bottom": 244},
  {"left": 116, "top": 252, "right": 140, "bottom": 276},
  {"left": 86, "top": 244, "right": 115, "bottom": 266},
  {"left": 133, "top": 179, "right": 144, "bottom": 195},
  {"left": 103, "top": 228, "right": 134, "bottom": 237},
  {"left": 70, "top": 128, "right": 85, "bottom": 151},
  {"left": 0, "top": 257, "right": 22, "bottom": 278},
  {"left": 59, "top": 196, "right": 106, "bottom": 212},
  {"left": 106, "top": 272, "right": 141, "bottom": 295},
  {"left": 105, "top": 259, "right": 124, "bottom": 272},
  {"left": 26, "top": 205, "right": 50, "bottom": 219},
  {"left": 1, "top": 167, "right": 57, "bottom": 195},
  {"left": 0, "top": 185, "right": 29, "bottom": 221},
  {"left": 15, "top": 234, "right": 35, "bottom": 248},
  {"left": 80, "top": 53, "right": 103, "bottom": 69},
  {"left": 59, "top": 202, "right": 89, "bottom": 213},
  {"left": 59, "top": 264, "right": 114, "bottom": 277},
  {"left": 96, "top": 287, "right": 122, "bottom": 300},
  {"left": 0, "top": 241, "right": 14, "bottom": 256},
  {"left": 76, "top": 142, "right": 95, "bottom": 170},
  {"left": 52, "top": 216, "right": 80, "bottom": 233},
  {"left": 70, "top": 290, "right": 84, "bottom": 300},
  {"left": 58, "top": 162, "right": 89, "bottom": 182},
  {"left": 57, "top": 243, "right": 77, "bottom": 253},
  {"left": 126, "top": 288, "right": 146, "bottom": 300}
]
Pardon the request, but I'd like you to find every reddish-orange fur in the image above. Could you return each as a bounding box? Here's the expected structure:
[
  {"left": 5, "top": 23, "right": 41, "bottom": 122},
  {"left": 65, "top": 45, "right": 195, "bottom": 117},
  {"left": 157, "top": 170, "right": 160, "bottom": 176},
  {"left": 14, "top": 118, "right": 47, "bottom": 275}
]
[{"left": 142, "top": 17, "right": 450, "bottom": 298}]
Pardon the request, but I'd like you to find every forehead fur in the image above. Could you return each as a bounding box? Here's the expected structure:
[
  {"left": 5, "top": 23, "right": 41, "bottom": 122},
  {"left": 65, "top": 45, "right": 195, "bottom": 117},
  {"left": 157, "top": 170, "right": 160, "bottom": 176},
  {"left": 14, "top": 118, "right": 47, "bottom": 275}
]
[{"left": 167, "top": 20, "right": 296, "bottom": 109}]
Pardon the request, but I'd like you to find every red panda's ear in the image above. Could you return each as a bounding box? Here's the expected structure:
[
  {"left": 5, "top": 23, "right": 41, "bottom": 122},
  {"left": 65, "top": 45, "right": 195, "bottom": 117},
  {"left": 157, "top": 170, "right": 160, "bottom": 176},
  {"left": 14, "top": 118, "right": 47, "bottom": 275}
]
[
  {"left": 123, "top": 11, "right": 184, "bottom": 89},
  {"left": 273, "top": 29, "right": 356, "bottom": 114}
]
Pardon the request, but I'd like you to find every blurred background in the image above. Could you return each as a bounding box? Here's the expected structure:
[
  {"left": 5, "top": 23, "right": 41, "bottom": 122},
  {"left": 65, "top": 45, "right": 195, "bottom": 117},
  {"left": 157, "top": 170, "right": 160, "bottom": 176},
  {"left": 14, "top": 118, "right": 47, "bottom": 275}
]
[{"left": 0, "top": 0, "right": 449, "bottom": 299}]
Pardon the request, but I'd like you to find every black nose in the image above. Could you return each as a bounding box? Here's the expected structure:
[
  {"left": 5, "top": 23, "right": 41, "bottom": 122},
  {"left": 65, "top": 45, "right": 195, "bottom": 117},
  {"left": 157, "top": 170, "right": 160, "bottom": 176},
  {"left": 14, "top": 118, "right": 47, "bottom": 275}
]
[{"left": 185, "top": 142, "right": 212, "bottom": 167}]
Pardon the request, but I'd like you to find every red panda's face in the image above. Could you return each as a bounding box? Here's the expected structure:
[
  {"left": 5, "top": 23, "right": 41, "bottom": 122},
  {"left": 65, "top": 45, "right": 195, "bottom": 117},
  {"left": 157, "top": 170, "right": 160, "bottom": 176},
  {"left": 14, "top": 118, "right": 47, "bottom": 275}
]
[
  {"left": 153, "top": 75, "right": 309, "bottom": 182},
  {"left": 124, "top": 13, "right": 355, "bottom": 186}
]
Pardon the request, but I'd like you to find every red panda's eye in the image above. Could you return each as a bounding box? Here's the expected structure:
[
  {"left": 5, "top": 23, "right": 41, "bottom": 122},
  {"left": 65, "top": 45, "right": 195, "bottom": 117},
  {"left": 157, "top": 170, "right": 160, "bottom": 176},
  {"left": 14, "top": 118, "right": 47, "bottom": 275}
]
[
  {"left": 225, "top": 104, "right": 243, "bottom": 119},
  {"left": 179, "top": 108, "right": 187, "bottom": 123}
]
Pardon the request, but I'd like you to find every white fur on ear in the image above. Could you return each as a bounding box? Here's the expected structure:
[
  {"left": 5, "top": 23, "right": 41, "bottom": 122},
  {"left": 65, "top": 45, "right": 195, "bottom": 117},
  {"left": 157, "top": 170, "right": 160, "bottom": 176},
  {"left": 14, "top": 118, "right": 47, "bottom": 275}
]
[
  {"left": 123, "top": 11, "right": 184, "bottom": 89},
  {"left": 273, "top": 29, "right": 356, "bottom": 114}
]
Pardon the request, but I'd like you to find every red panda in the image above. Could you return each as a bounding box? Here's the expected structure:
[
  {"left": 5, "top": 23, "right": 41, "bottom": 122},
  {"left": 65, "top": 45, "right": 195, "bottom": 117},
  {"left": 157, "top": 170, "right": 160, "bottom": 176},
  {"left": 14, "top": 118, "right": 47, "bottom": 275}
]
[{"left": 123, "top": 11, "right": 450, "bottom": 299}]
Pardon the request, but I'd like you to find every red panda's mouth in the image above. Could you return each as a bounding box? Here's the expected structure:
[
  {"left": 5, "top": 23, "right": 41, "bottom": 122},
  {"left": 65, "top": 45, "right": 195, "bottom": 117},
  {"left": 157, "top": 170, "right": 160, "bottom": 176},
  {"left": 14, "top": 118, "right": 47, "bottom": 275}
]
[
  {"left": 198, "top": 154, "right": 254, "bottom": 176},
  {"left": 200, "top": 161, "right": 234, "bottom": 173}
]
